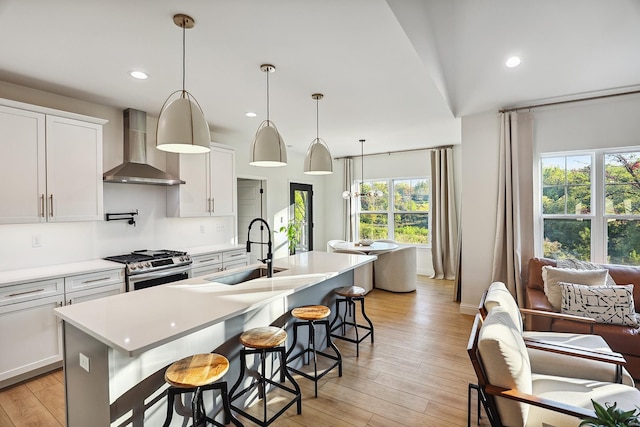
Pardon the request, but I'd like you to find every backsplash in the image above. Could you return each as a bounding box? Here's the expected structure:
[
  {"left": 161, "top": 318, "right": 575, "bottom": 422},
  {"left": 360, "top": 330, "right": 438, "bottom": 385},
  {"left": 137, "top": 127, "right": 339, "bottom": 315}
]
[{"left": 0, "top": 183, "right": 235, "bottom": 271}]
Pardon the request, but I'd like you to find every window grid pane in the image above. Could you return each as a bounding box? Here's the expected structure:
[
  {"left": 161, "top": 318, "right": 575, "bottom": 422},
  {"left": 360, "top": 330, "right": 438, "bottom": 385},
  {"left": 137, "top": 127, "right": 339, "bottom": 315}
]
[{"left": 357, "top": 177, "right": 430, "bottom": 245}]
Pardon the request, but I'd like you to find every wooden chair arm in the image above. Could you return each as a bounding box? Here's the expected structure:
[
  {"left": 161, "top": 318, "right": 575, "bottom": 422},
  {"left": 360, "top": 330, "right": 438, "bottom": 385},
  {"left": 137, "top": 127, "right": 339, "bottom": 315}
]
[
  {"left": 523, "top": 337, "right": 627, "bottom": 365},
  {"left": 484, "top": 384, "right": 596, "bottom": 420},
  {"left": 519, "top": 308, "right": 595, "bottom": 323},
  {"left": 519, "top": 308, "right": 595, "bottom": 333}
]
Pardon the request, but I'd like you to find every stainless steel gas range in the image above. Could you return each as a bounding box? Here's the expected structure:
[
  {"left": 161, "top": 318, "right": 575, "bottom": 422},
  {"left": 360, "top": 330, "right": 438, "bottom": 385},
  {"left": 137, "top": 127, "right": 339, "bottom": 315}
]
[{"left": 105, "top": 249, "right": 192, "bottom": 291}]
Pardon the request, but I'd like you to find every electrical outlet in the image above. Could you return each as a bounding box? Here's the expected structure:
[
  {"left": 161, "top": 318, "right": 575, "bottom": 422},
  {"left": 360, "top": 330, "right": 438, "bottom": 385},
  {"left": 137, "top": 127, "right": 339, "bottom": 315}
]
[
  {"left": 32, "top": 234, "right": 42, "bottom": 247},
  {"left": 216, "top": 224, "right": 225, "bottom": 231},
  {"left": 199, "top": 225, "right": 205, "bottom": 233},
  {"left": 79, "top": 353, "right": 90, "bottom": 372}
]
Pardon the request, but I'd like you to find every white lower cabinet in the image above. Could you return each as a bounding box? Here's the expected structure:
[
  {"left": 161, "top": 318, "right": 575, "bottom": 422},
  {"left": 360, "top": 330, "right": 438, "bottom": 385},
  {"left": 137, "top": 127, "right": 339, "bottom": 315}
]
[
  {"left": 0, "top": 278, "right": 64, "bottom": 383},
  {"left": 190, "top": 249, "right": 249, "bottom": 278},
  {"left": 0, "top": 268, "right": 124, "bottom": 387}
]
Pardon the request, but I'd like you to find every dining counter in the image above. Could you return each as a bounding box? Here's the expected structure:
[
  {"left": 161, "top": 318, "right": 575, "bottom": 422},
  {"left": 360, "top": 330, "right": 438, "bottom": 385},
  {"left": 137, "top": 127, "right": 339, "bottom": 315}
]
[{"left": 54, "top": 251, "right": 375, "bottom": 426}]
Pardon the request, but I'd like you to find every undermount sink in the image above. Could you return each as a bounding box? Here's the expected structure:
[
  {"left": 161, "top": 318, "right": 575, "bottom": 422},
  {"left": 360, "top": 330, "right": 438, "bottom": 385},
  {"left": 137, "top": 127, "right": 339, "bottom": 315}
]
[{"left": 204, "top": 266, "right": 287, "bottom": 285}]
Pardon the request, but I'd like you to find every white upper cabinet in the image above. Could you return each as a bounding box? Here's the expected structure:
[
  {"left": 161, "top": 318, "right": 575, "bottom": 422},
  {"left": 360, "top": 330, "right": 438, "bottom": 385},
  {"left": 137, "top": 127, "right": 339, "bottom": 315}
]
[
  {"left": 0, "top": 100, "right": 106, "bottom": 224},
  {"left": 46, "top": 115, "right": 103, "bottom": 222},
  {"left": 167, "top": 144, "right": 236, "bottom": 217},
  {"left": 0, "top": 105, "right": 46, "bottom": 223}
]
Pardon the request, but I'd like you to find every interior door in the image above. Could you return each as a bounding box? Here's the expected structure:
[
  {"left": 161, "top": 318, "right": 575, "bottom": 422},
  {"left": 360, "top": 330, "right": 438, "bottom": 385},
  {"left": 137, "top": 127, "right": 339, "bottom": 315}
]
[
  {"left": 290, "top": 183, "right": 313, "bottom": 251},
  {"left": 237, "top": 178, "right": 266, "bottom": 264}
]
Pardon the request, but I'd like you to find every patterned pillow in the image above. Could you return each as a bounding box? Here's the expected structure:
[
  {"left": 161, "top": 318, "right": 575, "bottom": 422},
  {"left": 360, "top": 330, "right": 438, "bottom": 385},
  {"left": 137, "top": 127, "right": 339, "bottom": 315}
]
[
  {"left": 560, "top": 283, "right": 638, "bottom": 327},
  {"left": 541, "top": 266, "right": 609, "bottom": 312}
]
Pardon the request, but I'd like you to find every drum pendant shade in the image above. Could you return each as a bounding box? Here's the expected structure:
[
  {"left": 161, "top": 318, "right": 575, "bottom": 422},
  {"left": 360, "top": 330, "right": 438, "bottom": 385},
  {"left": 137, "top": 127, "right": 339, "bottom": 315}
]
[
  {"left": 304, "top": 138, "right": 332, "bottom": 174},
  {"left": 156, "top": 96, "right": 210, "bottom": 154},
  {"left": 250, "top": 120, "right": 287, "bottom": 167}
]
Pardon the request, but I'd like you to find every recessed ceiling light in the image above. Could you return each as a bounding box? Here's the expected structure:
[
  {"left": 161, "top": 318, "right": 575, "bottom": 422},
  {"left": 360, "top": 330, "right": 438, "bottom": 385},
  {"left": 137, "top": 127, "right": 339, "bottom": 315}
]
[
  {"left": 505, "top": 56, "right": 521, "bottom": 68},
  {"left": 129, "top": 70, "right": 149, "bottom": 80},
  {"left": 245, "top": 112, "right": 257, "bottom": 117}
]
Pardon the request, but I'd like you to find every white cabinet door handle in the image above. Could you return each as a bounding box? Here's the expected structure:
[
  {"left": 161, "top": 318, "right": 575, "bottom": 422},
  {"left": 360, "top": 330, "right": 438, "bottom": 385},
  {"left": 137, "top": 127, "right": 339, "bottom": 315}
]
[{"left": 7, "top": 288, "right": 45, "bottom": 297}]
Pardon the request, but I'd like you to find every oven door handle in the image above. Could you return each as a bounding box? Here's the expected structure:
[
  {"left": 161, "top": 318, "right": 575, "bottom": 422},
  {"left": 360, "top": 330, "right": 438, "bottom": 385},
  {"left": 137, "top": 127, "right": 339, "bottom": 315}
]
[{"left": 128, "top": 265, "right": 192, "bottom": 282}]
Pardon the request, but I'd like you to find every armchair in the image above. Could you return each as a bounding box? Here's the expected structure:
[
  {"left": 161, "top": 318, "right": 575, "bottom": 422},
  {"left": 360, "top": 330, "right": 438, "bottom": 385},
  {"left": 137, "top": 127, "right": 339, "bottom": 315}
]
[
  {"left": 468, "top": 308, "right": 640, "bottom": 427},
  {"left": 480, "top": 281, "right": 634, "bottom": 386}
]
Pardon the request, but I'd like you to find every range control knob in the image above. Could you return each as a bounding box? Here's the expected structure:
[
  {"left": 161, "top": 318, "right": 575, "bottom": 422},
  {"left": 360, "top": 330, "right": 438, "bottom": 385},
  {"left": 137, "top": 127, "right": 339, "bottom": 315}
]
[
  {"left": 130, "top": 265, "right": 137, "bottom": 270},
  {"left": 179, "top": 256, "right": 185, "bottom": 262},
  {"left": 145, "top": 262, "right": 151, "bottom": 267}
]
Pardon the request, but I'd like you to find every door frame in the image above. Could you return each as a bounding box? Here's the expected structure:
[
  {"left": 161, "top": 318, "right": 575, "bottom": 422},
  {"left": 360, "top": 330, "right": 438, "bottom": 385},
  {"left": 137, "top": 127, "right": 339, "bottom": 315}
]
[{"left": 289, "top": 182, "right": 313, "bottom": 251}]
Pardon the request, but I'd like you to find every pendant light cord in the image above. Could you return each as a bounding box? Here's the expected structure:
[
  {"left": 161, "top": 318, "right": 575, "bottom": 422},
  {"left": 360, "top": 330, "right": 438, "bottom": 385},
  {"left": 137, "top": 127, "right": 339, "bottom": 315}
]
[
  {"left": 360, "top": 139, "right": 365, "bottom": 194},
  {"left": 181, "top": 18, "right": 186, "bottom": 93},
  {"left": 266, "top": 69, "right": 270, "bottom": 121},
  {"left": 316, "top": 97, "right": 320, "bottom": 139}
]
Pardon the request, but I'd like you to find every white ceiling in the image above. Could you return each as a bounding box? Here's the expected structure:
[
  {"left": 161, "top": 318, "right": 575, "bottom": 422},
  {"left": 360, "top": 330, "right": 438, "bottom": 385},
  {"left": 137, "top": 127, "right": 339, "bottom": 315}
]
[{"left": 0, "top": 0, "right": 639, "bottom": 158}]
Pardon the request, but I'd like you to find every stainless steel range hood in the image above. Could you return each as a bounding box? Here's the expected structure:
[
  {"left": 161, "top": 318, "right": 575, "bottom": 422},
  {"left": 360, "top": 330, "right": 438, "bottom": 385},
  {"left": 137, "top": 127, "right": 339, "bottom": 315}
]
[{"left": 103, "top": 109, "right": 185, "bottom": 185}]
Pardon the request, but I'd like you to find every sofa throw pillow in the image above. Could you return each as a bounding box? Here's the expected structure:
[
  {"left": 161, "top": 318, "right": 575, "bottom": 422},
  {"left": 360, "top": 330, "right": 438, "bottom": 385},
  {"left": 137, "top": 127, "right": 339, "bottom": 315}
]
[
  {"left": 560, "top": 283, "right": 638, "bottom": 327},
  {"left": 557, "top": 258, "right": 617, "bottom": 286},
  {"left": 541, "top": 266, "right": 609, "bottom": 312}
]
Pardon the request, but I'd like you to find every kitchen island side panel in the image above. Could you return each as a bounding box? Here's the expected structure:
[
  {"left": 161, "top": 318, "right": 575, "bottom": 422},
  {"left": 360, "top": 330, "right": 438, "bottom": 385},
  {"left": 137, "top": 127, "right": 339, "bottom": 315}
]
[{"left": 63, "top": 322, "right": 110, "bottom": 426}]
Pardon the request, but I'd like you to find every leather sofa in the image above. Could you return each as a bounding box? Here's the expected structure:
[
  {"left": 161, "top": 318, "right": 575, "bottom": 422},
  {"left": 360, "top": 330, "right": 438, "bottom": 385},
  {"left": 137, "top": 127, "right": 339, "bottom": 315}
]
[{"left": 526, "top": 257, "right": 640, "bottom": 379}]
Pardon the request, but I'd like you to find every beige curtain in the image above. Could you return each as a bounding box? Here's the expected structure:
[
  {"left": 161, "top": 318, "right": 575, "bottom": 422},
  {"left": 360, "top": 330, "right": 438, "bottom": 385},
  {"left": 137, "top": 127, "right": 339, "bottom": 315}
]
[
  {"left": 430, "top": 147, "right": 458, "bottom": 280},
  {"left": 343, "top": 158, "right": 355, "bottom": 242},
  {"left": 491, "top": 112, "right": 534, "bottom": 303}
]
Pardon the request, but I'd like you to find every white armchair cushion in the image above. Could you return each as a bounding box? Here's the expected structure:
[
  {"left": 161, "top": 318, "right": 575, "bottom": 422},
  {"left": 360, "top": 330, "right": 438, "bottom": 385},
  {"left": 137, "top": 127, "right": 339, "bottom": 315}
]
[
  {"left": 560, "top": 283, "right": 638, "bottom": 326},
  {"left": 541, "top": 266, "right": 609, "bottom": 311},
  {"left": 485, "top": 281, "right": 524, "bottom": 333},
  {"left": 527, "top": 374, "right": 640, "bottom": 427},
  {"left": 479, "top": 307, "right": 532, "bottom": 426}
]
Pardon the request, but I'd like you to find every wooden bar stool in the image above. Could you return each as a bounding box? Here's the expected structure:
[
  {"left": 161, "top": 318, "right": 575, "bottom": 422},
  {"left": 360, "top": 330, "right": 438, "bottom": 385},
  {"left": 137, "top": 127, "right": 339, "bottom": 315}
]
[
  {"left": 286, "top": 305, "right": 342, "bottom": 397},
  {"left": 329, "top": 286, "right": 374, "bottom": 357},
  {"left": 229, "top": 326, "right": 301, "bottom": 426},
  {"left": 163, "top": 353, "right": 241, "bottom": 427}
]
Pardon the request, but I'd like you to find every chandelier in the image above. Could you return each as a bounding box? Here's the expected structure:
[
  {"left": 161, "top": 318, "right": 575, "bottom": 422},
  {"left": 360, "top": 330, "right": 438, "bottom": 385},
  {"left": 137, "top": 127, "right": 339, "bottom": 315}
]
[{"left": 342, "top": 139, "right": 382, "bottom": 199}]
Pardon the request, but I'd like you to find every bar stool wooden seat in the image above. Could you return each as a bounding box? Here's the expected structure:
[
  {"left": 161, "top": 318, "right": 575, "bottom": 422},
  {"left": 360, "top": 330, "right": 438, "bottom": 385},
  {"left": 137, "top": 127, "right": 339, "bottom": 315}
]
[
  {"left": 229, "top": 326, "right": 301, "bottom": 426},
  {"left": 329, "top": 286, "right": 374, "bottom": 357},
  {"left": 163, "top": 353, "right": 241, "bottom": 427},
  {"left": 286, "top": 305, "right": 342, "bottom": 397}
]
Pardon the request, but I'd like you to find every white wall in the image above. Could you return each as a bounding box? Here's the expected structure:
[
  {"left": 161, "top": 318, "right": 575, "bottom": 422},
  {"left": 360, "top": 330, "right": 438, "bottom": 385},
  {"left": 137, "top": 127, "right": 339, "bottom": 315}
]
[{"left": 459, "top": 93, "right": 640, "bottom": 314}]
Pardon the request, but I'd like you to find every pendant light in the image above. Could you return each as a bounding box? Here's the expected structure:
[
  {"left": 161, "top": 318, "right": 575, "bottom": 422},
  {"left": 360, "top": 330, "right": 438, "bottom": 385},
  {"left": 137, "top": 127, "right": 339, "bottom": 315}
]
[
  {"left": 250, "top": 64, "right": 287, "bottom": 167},
  {"left": 304, "top": 93, "right": 333, "bottom": 175},
  {"left": 156, "top": 14, "right": 210, "bottom": 154},
  {"left": 342, "top": 139, "right": 383, "bottom": 199}
]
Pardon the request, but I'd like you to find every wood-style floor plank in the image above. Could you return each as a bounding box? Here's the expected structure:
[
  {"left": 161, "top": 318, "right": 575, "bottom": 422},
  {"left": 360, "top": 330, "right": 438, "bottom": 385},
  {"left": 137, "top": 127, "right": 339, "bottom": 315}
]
[{"left": 0, "top": 277, "right": 483, "bottom": 426}]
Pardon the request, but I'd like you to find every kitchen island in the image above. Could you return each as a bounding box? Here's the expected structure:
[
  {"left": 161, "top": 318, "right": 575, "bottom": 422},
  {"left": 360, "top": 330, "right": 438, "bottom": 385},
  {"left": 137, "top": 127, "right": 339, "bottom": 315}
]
[{"left": 54, "top": 251, "right": 375, "bottom": 427}]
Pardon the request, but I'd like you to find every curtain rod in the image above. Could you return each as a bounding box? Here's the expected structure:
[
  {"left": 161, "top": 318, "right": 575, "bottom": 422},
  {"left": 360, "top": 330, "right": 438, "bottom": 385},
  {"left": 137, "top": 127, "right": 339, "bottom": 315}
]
[
  {"left": 500, "top": 88, "right": 640, "bottom": 113},
  {"left": 334, "top": 145, "right": 453, "bottom": 160}
]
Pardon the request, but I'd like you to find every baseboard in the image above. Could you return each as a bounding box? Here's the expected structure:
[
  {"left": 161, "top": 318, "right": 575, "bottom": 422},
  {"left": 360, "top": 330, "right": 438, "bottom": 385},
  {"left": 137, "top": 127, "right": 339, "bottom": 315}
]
[
  {"left": 459, "top": 303, "right": 478, "bottom": 315},
  {"left": 0, "top": 361, "right": 62, "bottom": 390}
]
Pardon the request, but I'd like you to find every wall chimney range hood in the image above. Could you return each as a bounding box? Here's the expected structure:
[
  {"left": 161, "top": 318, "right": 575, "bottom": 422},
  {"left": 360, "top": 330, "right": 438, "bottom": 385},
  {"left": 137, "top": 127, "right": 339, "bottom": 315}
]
[{"left": 103, "top": 109, "right": 185, "bottom": 185}]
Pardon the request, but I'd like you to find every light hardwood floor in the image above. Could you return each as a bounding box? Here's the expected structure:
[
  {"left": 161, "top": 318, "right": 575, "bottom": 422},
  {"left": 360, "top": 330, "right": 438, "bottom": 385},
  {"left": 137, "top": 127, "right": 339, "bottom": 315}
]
[{"left": 0, "top": 277, "right": 482, "bottom": 427}]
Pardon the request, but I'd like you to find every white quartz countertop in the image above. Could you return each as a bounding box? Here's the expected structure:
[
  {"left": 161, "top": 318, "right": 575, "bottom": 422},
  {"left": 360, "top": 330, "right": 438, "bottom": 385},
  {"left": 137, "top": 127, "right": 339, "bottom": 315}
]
[
  {"left": 0, "top": 259, "right": 124, "bottom": 287},
  {"left": 54, "top": 251, "right": 375, "bottom": 356}
]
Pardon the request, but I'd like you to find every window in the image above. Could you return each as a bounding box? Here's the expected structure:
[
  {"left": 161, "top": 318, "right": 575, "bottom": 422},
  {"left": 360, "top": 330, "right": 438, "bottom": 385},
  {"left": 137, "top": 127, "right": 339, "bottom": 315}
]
[
  {"left": 539, "top": 150, "right": 640, "bottom": 264},
  {"left": 357, "top": 178, "right": 429, "bottom": 244}
]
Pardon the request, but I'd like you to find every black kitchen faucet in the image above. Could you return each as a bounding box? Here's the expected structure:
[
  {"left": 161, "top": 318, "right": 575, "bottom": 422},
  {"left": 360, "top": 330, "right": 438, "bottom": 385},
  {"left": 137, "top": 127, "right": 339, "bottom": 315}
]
[{"left": 246, "top": 218, "right": 273, "bottom": 278}]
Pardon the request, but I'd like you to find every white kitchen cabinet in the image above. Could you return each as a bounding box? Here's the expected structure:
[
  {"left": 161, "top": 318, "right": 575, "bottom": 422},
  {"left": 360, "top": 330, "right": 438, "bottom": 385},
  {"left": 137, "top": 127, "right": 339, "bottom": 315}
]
[
  {"left": 0, "top": 267, "right": 124, "bottom": 388},
  {"left": 166, "top": 144, "right": 236, "bottom": 217},
  {"left": 190, "top": 249, "right": 248, "bottom": 278},
  {"left": 0, "top": 278, "right": 64, "bottom": 384},
  {"left": 0, "top": 100, "right": 106, "bottom": 224}
]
